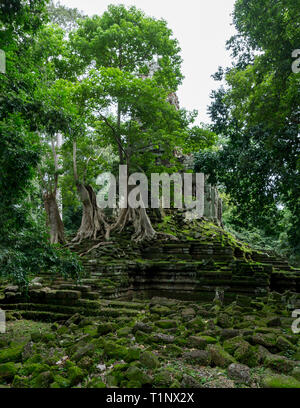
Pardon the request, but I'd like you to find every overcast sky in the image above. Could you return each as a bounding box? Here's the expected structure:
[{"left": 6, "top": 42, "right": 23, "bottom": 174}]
[{"left": 59, "top": 0, "right": 237, "bottom": 124}]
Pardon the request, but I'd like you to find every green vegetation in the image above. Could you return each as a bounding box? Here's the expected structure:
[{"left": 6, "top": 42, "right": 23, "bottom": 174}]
[
  {"left": 0, "top": 290, "right": 299, "bottom": 389},
  {"left": 195, "top": 0, "right": 300, "bottom": 264}
]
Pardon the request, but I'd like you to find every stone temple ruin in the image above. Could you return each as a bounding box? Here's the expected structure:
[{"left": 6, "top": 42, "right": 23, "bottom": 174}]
[
  {"left": 0, "top": 89, "right": 299, "bottom": 322},
  {"left": 1, "top": 199, "right": 299, "bottom": 322}
]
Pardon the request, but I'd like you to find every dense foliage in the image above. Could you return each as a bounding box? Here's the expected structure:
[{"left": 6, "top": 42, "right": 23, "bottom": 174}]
[
  {"left": 0, "top": 0, "right": 83, "bottom": 286},
  {"left": 195, "top": 0, "right": 300, "bottom": 263},
  {"left": 1, "top": 0, "right": 299, "bottom": 286}
]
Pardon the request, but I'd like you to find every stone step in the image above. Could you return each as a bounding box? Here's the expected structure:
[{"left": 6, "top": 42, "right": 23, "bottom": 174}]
[
  {"left": 3, "top": 308, "right": 72, "bottom": 322},
  {"left": 55, "top": 284, "right": 92, "bottom": 292},
  {"left": 81, "top": 291, "right": 100, "bottom": 300},
  {"left": 100, "top": 300, "right": 146, "bottom": 310},
  {"left": 2, "top": 301, "right": 144, "bottom": 319}
]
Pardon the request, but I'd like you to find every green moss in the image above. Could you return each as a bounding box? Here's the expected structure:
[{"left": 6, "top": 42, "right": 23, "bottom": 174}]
[
  {"left": 234, "top": 344, "right": 259, "bottom": 368},
  {"left": 50, "top": 375, "right": 71, "bottom": 388},
  {"left": 207, "top": 344, "right": 236, "bottom": 368},
  {"left": 156, "top": 319, "right": 178, "bottom": 329},
  {"left": 0, "top": 362, "right": 20, "bottom": 380},
  {"left": 223, "top": 336, "right": 248, "bottom": 355},
  {"left": 163, "top": 344, "right": 183, "bottom": 357},
  {"left": 140, "top": 351, "right": 160, "bottom": 369},
  {"left": 117, "top": 327, "right": 132, "bottom": 337},
  {"left": 12, "top": 375, "right": 30, "bottom": 388},
  {"left": 86, "top": 378, "right": 106, "bottom": 388},
  {"left": 124, "top": 347, "right": 141, "bottom": 363},
  {"left": 20, "top": 363, "right": 50, "bottom": 376},
  {"left": 261, "top": 374, "right": 300, "bottom": 388},
  {"left": 0, "top": 344, "right": 24, "bottom": 363},
  {"left": 190, "top": 335, "right": 217, "bottom": 349},
  {"left": 150, "top": 306, "right": 172, "bottom": 315},
  {"left": 66, "top": 361, "right": 85, "bottom": 386},
  {"left": 126, "top": 380, "right": 142, "bottom": 388},
  {"left": 30, "top": 371, "right": 54, "bottom": 388},
  {"left": 107, "top": 363, "right": 129, "bottom": 386},
  {"left": 83, "top": 325, "right": 98, "bottom": 337},
  {"left": 276, "top": 336, "right": 295, "bottom": 352},
  {"left": 125, "top": 366, "right": 152, "bottom": 385},
  {"left": 72, "top": 343, "right": 95, "bottom": 362},
  {"left": 97, "top": 322, "right": 116, "bottom": 335},
  {"left": 25, "top": 353, "right": 43, "bottom": 364},
  {"left": 186, "top": 317, "right": 206, "bottom": 331},
  {"left": 264, "top": 354, "right": 295, "bottom": 374},
  {"left": 154, "top": 368, "right": 174, "bottom": 387},
  {"left": 104, "top": 340, "right": 128, "bottom": 360},
  {"left": 291, "top": 367, "right": 300, "bottom": 381},
  {"left": 134, "top": 330, "right": 151, "bottom": 344}
]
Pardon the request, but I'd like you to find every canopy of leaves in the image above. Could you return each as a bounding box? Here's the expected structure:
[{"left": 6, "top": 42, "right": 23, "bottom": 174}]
[{"left": 195, "top": 0, "right": 300, "bottom": 259}]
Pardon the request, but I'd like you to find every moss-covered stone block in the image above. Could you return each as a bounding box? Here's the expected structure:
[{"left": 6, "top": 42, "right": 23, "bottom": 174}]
[
  {"left": 86, "top": 378, "right": 106, "bottom": 388},
  {"left": 21, "top": 363, "right": 50, "bottom": 376},
  {"left": 276, "top": 336, "right": 296, "bottom": 352},
  {"left": 153, "top": 368, "right": 174, "bottom": 387},
  {"left": 12, "top": 375, "right": 30, "bottom": 388},
  {"left": 0, "top": 345, "right": 24, "bottom": 364},
  {"left": 216, "top": 313, "right": 232, "bottom": 329},
  {"left": 223, "top": 336, "right": 248, "bottom": 355},
  {"left": 182, "top": 350, "right": 211, "bottom": 366},
  {"left": 190, "top": 335, "right": 217, "bottom": 350},
  {"left": 72, "top": 343, "right": 95, "bottom": 362},
  {"left": 140, "top": 351, "right": 160, "bottom": 369},
  {"left": 264, "top": 354, "right": 295, "bottom": 374},
  {"left": 124, "top": 347, "right": 141, "bottom": 363},
  {"left": 66, "top": 361, "right": 86, "bottom": 386},
  {"left": 0, "top": 362, "right": 19, "bottom": 380},
  {"left": 186, "top": 317, "right": 206, "bottom": 332},
  {"left": 125, "top": 366, "right": 152, "bottom": 385},
  {"left": 50, "top": 375, "right": 71, "bottom": 388},
  {"left": 261, "top": 374, "right": 300, "bottom": 388},
  {"left": 97, "top": 322, "right": 116, "bottom": 335},
  {"left": 31, "top": 371, "right": 54, "bottom": 388},
  {"left": 117, "top": 327, "right": 132, "bottom": 337},
  {"left": 163, "top": 344, "right": 183, "bottom": 358},
  {"left": 155, "top": 319, "right": 178, "bottom": 329},
  {"left": 103, "top": 340, "right": 128, "bottom": 360},
  {"left": 207, "top": 344, "right": 236, "bottom": 368}
]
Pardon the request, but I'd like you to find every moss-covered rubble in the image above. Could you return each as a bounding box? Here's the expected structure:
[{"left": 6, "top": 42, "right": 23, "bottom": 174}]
[{"left": 0, "top": 292, "right": 299, "bottom": 389}]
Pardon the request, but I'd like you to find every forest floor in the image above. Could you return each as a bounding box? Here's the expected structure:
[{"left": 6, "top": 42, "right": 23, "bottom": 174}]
[{"left": 0, "top": 293, "right": 300, "bottom": 388}]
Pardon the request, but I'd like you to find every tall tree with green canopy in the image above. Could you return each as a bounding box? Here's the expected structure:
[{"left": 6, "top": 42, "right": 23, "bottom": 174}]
[
  {"left": 65, "top": 6, "right": 182, "bottom": 239},
  {"left": 0, "top": 0, "right": 49, "bottom": 231},
  {"left": 28, "top": 23, "right": 73, "bottom": 244},
  {"left": 0, "top": 0, "right": 83, "bottom": 285},
  {"left": 195, "top": 0, "right": 300, "bottom": 260},
  {"left": 67, "top": 5, "right": 211, "bottom": 243},
  {"left": 47, "top": 0, "right": 86, "bottom": 32}
]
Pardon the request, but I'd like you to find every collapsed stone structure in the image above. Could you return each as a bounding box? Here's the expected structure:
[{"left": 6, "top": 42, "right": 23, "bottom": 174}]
[
  {"left": 0, "top": 88, "right": 298, "bottom": 323},
  {"left": 1, "top": 212, "right": 299, "bottom": 322}
]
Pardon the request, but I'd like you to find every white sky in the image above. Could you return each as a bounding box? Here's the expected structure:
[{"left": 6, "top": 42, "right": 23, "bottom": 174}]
[{"left": 60, "top": 0, "right": 237, "bottom": 125}]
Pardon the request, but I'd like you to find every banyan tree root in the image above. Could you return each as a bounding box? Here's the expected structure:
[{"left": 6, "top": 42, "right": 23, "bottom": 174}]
[
  {"left": 105, "top": 206, "right": 178, "bottom": 243},
  {"left": 72, "top": 183, "right": 108, "bottom": 245},
  {"left": 79, "top": 241, "right": 113, "bottom": 257}
]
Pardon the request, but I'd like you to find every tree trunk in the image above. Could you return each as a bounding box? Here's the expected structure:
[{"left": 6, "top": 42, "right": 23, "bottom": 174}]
[
  {"left": 43, "top": 191, "right": 65, "bottom": 244},
  {"left": 72, "top": 182, "right": 107, "bottom": 244}
]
